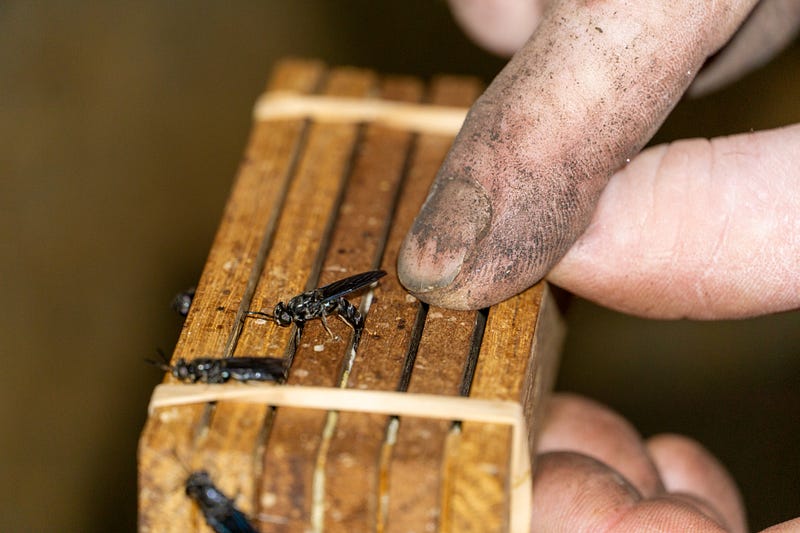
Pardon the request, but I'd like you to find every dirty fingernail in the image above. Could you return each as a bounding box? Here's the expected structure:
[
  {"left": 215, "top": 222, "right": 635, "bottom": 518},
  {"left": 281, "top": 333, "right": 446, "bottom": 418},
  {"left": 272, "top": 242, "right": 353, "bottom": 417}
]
[{"left": 397, "top": 176, "right": 491, "bottom": 294}]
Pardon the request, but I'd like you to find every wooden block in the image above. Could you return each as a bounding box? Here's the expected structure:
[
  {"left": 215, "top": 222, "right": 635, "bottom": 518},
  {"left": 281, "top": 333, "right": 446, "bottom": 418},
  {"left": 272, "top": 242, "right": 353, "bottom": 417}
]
[{"left": 139, "top": 59, "right": 565, "bottom": 533}]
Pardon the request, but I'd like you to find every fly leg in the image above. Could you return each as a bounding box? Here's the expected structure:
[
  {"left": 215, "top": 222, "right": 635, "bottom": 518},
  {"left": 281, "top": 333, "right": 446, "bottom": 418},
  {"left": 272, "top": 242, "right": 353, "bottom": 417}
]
[
  {"left": 336, "top": 298, "right": 369, "bottom": 350},
  {"left": 292, "top": 321, "right": 304, "bottom": 350},
  {"left": 319, "top": 312, "right": 339, "bottom": 341}
]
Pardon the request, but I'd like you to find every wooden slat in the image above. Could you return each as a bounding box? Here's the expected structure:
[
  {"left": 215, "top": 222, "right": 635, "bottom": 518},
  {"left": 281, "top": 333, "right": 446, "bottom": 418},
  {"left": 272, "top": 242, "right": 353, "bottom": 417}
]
[
  {"left": 443, "top": 283, "right": 559, "bottom": 533},
  {"left": 251, "top": 73, "right": 416, "bottom": 531},
  {"left": 138, "top": 58, "right": 324, "bottom": 533},
  {"left": 232, "top": 67, "right": 377, "bottom": 531},
  {"left": 383, "top": 77, "right": 484, "bottom": 533},
  {"left": 315, "top": 76, "right": 423, "bottom": 533}
]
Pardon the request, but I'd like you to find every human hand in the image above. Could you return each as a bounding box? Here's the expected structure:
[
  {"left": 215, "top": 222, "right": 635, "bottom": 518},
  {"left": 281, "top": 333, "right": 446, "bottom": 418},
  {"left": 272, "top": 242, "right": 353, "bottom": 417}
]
[
  {"left": 397, "top": 0, "right": 800, "bottom": 319},
  {"left": 534, "top": 393, "right": 800, "bottom": 532}
]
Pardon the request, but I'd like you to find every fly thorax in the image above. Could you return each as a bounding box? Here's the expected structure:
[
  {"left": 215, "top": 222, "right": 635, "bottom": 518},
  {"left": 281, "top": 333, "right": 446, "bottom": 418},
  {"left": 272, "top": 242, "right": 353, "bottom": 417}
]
[
  {"left": 322, "top": 299, "right": 339, "bottom": 313},
  {"left": 174, "top": 360, "right": 191, "bottom": 380}
]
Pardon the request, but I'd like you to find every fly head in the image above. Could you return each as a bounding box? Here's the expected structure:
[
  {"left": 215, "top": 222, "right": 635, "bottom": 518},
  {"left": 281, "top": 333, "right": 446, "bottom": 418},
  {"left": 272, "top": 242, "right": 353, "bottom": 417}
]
[{"left": 273, "top": 302, "right": 293, "bottom": 327}]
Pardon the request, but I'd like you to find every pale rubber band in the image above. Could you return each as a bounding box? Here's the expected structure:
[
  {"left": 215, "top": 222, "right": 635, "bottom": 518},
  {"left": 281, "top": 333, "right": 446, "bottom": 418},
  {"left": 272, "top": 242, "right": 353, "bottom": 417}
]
[
  {"left": 253, "top": 91, "right": 469, "bottom": 135},
  {"left": 149, "top": 383, "right": 532, "bottom": 533}
]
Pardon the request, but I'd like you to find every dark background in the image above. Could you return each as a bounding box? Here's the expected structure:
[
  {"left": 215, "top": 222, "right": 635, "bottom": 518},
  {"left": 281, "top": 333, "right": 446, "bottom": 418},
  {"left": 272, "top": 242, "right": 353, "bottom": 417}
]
[{"left": 1, "top": 2, "right": 798, "bottom": 531}]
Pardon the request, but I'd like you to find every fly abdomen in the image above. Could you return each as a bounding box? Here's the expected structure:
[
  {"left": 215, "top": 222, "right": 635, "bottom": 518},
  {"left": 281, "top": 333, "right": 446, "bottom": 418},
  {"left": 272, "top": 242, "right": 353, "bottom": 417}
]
[{"left": 336, "top": 298, "right": 365, "bottom": 330}]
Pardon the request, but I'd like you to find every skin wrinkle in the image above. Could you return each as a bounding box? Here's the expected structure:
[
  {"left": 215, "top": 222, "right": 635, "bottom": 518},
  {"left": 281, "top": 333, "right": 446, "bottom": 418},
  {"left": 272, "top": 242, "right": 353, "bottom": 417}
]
[
  {"left": 694, "top": 215, "right": 733, "bottom": 314},
  {"left": 634, "top": 147, "right": 663, "bottom": 265},
  {"left": 643, "top": 141, "right": 708, "bottom": 310},
  {"left": 620, "top": 499, "right": 730, "bottom": 533},
  {"left": 645, "top": 142, "right": 691, "bottom": 274},
  {"left": 689, "top": 133, "right": 765, "bottom": 315},
  {"left": 693, "top": 137, "right": 731, "bottom": 316},
  {"left": 668, "top": 146, "right": 695, "bottom": 287},
  {"left": 643, "top": 146, "right": 669, "bottom": 263}
]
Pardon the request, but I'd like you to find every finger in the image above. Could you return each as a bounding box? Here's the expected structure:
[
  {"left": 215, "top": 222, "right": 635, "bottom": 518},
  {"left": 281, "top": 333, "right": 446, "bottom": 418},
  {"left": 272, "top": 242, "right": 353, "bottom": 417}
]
[
  {"left": 398, "top": 0, "right": 759, "bottom": 310},
  {"left": 690, "top": 0, "right": 800, "bottom": 96},
  {"left": 446, "top": 0, "right": 544, "bottom": 56},
  {"left": 531, "top": 452, "right": 642, "bottom": 532},
  {"left": 539, "top": 393, "right": 663, "bottom": 496},
  {"left": 548, "top": 124, "right": 800, "bottom": 319},
  {"left": 647, "top": 434, "right": 747, "bottom": 533},
  {"left": 532, "top": 452, "right": 729, "bottom": 532}
]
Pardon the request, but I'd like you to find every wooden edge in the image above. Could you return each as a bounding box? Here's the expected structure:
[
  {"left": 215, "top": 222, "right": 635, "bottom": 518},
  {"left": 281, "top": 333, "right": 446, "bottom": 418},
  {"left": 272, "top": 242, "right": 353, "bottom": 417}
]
[
  {"left": 149, "top": 384, "right": 532, "bottom": 533},
  {"left": 524, "top": 283, "right": 566, "bottom": 454},
  {"left": 253, "top": 91, "right": 469, "bottom": 135}
]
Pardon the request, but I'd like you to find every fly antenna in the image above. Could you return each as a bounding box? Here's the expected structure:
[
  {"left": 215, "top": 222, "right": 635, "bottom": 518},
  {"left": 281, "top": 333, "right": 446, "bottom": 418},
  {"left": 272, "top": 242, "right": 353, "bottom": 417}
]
[
  {"left": 156, "top": 347, "right": 170, "bottom": 363},
  {"left": 244, "top": 310, "right": 275, "bottom": 321},
  {"left": 145, "top": 348, "right": 173, "bottom": 372}
]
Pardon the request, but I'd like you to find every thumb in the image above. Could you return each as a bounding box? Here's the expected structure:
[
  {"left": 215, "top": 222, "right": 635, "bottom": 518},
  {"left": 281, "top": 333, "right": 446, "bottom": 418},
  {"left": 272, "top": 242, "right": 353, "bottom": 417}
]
[{"left": 398, "top": 0, "right": 757, "bottom": 309}]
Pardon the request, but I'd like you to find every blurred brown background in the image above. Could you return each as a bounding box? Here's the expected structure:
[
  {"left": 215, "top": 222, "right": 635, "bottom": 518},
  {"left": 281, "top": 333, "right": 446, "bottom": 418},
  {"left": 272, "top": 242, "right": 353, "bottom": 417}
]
[{"left": 1, "top": 2, "right": 798, "bottom": 531}]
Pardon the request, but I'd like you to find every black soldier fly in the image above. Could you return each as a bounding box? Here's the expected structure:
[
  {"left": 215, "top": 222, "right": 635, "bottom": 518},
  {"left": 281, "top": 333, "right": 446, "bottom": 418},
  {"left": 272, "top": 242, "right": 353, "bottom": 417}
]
[
  {"left": 147, "top": 350, "right": 286, "bottom": 383},
  {"left": 171, "top": 286, "right": 196, "bottom": 318},
  {"left": 186, "top": 470, "right": 258, "bottom": 533},
  {"left": 246, "top": 270, "right": 386, "bottom": 340}
]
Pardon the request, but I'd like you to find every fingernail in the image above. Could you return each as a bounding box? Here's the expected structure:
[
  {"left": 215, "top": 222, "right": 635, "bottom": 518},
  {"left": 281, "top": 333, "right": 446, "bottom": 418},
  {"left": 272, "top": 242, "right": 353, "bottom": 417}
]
[{"left": 398, "top": 176, "right": 491, "bottom": 293}]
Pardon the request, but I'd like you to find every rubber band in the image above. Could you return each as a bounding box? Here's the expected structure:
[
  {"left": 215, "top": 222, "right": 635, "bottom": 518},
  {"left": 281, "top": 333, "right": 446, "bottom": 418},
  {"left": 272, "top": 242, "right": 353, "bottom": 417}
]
[{"left": 253, "top": 91, "right": 469, "bottom": 135}]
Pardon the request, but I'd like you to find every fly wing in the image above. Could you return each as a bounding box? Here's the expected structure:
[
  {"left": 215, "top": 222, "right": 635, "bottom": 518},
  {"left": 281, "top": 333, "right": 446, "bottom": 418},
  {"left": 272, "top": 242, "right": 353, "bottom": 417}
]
[
  {"left": 215, "top": 509, "right": 259, "bottom": 533},
  {"left": 223, "top": 357, "right": 285, "bottom": 382},
  {"left": 317, "top": 270, "right": 387, "bottom": 303}
]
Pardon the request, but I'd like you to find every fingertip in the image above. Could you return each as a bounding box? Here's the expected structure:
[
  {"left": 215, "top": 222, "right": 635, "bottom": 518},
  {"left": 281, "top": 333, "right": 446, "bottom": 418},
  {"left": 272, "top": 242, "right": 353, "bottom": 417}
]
[
  {"left": 532, "top": 452, "right": 642, "bottom": 531},
  {"left": 397, "top": 175, "right": 493, "bottom": 309},
  {"left": 447, "top": 0, "right": 542, "bottom": 56},
  {"left": 647, "top": 433, "right": 747, "bottom": 533},
  {"left": 689, "top": 1, "right": 800, "bottom": 96},
  {"left": 540, "top": 394, "right": 663, "bottom": 497}
]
